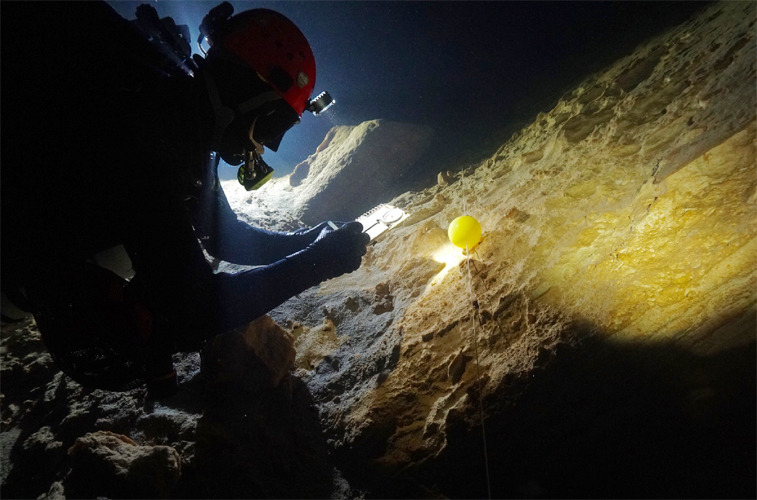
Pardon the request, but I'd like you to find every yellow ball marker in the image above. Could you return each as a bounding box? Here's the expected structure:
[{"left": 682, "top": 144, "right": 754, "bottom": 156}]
[{"left": 448, "top": 215, "right": 482, "bottom": 250}]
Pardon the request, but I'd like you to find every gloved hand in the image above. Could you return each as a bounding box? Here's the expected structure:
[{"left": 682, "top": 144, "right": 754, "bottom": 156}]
[
  {"left": 290, "top": 221, "right": 350, "bottom": 247},
  {"left": 243, "top": 221, "right": 352, "bottom": 265},
  {"left": 210, "top": 221, "right": 370, "bottom": 331},
  {"left": 296, "top": 221, "right": 370, "bottom": 283}
]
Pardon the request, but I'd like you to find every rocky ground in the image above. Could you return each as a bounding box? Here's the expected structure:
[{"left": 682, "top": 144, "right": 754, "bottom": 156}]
[{"left": 2, "top": 1, "right": 756, "bottom": 498}]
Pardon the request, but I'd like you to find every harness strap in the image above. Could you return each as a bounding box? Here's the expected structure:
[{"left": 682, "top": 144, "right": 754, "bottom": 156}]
[
  {"left": 202, "top": 71, "right": 236, "bottom": 148},
  {"left": 236, "top": 90, "right": 281, "bottom": 116}
]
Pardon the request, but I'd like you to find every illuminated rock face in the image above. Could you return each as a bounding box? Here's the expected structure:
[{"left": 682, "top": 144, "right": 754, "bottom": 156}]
[
  {"left": 274, "top": 1, "right": 755, "bottom": 495},
  {"left": 227, "top": 119, "right": 433, "bottom": 229},
  {"left": 1, "top": 2, "right": 754, "bottom": 498}
]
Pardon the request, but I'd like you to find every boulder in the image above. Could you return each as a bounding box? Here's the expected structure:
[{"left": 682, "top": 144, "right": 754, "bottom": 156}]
[
  {"left": 288, "top": 120, "right": 433, "bottom": 224},
  {"left": 200, "top": 314, "right": 295, "bottom": 389},
  {"left": 66, "top": 430, "right": 181, "bottom": 498}
]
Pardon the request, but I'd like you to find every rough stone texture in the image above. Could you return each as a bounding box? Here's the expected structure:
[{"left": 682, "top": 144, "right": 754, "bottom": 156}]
[
  {"left": 201, "top": 315, "right": 296, "bottom": 388},
  {"left": 1, "top": 314, "right": 337, "bottom": 499},
  {"left": 225, "top": 119, "right": 434, "bottom": 229},
  {"left": 67, "top": 430, "right": 181, "bottom": 498},
  {"left": 289, "top": 120, "right": 434, "bottom": 224},
  {"left": 1, "top": 2, "right": 755, "bottom": 499},
  {"left": 262, "top": 1, "right": 755, "bottom": 496},
  {"left": 187, "top": 365, "right": 333, "bottom": 499}
]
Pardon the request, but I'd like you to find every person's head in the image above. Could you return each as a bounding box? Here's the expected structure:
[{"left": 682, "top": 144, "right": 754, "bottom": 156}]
[{"left": 196, "top": 3, "right": 319, "bottom": 165}]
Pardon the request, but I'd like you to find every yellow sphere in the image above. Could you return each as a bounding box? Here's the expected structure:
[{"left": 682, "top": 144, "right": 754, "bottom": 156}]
[{"left": 448, "top": 215, "right": 482, "bottom": 249}]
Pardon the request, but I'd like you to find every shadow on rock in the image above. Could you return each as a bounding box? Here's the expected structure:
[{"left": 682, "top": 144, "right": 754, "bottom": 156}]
[
  {"left": 176, "top": 316, "right": 334, "bottom": 499},
  {"left": 416, "top": 333, "right": 756, "bottom": 499}
]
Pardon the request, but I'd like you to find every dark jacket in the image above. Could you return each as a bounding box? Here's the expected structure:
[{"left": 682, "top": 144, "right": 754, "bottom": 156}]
[{"left": 1, "top": 1, "right": 330, "bottom": 388}]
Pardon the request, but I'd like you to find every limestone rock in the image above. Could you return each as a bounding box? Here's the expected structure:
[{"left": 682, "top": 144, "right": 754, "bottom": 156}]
[
  {"left": 67, "top": 430, "right": 181, "bottom": 498},
  {"left": 437, "top": 170, "right": 453, "bottom": 186},
  {"left": 288, "top": 120, "right": 433, "bottom": 224},
  {"left": 263, "top": 2, "right": 756, "bottom": 496},
  {"left": 193, "top": 317, "right": 332, "bottom": 499},
  {"left": 201, "top": 314, "right": 295, "bottom": 389},
  {"left": 38, "top": 480, "right": 65, "bottom": 500},
  {"left": 289, "top": 159, "right": 310, "bottom": 187},
  {"left": 1, "top": 2, "right": 755, "bottom": 499},
  {"left": 223, "top": 120, "right": 433, "bottom": 228}
]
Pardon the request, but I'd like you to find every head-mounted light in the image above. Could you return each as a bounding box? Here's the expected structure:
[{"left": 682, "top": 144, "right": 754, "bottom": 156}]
[
  {"left": 248, "top": 90, "right": 335, "bottom": 152},
  {"left": 237, "top": 149, "right": 274, "bottom": 191},
  {"left": 306, "top": 91, "right": 335, "bottom": 115},
  {"left": 236, "top": 90, "right": 336, "bottom": 190}
]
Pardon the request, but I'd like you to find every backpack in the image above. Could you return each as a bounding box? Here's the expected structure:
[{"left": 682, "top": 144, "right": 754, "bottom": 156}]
[{"left": 1, "top": 2, "right": 194, "bottom": 392}]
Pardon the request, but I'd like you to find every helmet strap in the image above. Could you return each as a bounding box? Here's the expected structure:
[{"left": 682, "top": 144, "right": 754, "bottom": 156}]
[
  {"left": 201, "top": 67, "right": 284, "bottom": 150},
  {"left": 201, "top": 70, "right": 236, "bottom": 148},
  {"left": 236, "top": 89, "right": 281, "bottom": 116}
]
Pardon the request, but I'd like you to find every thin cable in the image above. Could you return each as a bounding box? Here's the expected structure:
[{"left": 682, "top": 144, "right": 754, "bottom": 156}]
[
  {"left": 466, "top": 244, "right": 492, "bottom": 499},
  {"left": 460, "top": 166, "right": 491, "bottom": 497},
  {"left": 470, "top": 248, "right": 507, "bottom": 340},
  {"left": 462, "top": 166, "right": 467, "bottom": 215}
]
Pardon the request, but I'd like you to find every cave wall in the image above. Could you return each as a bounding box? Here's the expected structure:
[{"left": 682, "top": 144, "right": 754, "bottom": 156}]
[
  {"left": 273, "top": 1, "right": 755, "bottom": 496},
  {"left": 1, "top": 1, "right": 754, "bottom": 498}
]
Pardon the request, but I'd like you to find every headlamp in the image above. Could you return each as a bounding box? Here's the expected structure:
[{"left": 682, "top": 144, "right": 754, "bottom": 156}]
[
  {"left": 237, "top": 149, "right": 274, "bottom": 191},
  {"left": 197, "top": 1, "right": 233, "bottom": 55},
  {"left": 306, "top": 91, "right": 335, "bottom": 115},
  {"left": 249, "top": 90, "right": 335, "bottom": 152},
  {"left": 237, "top": 90, "right": 335, "bottom": 190}
]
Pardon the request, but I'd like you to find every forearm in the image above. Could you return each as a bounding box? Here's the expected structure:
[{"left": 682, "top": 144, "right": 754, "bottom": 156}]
[
  {"left": 136, "top": 244, "right": 320, "bottom": 351},
  {"left": 202, "top": 219, "right": 310, "bottom": 265},
  {"left": 211, "top": 249, "right": 322, "bottom": 333},
  {"left": 210, "top": 222, "right": 367, "bottom": 333},
  {"left": 143, "top": 221, "right": 366, "bottom": 349},
  {"left": 191, "top": 174, "right": 310, "bottom": 265}
]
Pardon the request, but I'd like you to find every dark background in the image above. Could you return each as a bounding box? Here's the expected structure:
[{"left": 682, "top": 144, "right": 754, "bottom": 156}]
[{"left": 109, "top": 1, "right": 711, "bottom": 179}]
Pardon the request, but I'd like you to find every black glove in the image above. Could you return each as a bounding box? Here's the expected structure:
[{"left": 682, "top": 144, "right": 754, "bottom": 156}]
[
  {"left": 296, "top": 221, "right": 370, "bottom": 283},
  {"left": 237, "top": 222, "right": 352, "bottom": 265},
  {"left": 209, "top": 221, "right": 370, "bottom": 333},
  {"left": 290, "top": 221, "right": 349, "bottom": 247}
]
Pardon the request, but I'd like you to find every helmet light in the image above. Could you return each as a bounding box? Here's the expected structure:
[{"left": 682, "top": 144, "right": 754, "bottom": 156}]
[
  {"left": 306, "top": 91, "right": 335, "bottom": 116},
  {"left": 238, "top": 149, "right": 274, "bottom": 190}
]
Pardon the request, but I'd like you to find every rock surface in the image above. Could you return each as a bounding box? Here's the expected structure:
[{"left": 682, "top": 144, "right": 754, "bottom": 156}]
[
  {"left": 2, "top": 2, "right": 755, "bottom": 498},
  {"left": 225, "top": 119, "right": 433, "bottom": 229},
  {"left": 264, "top": 1, "right": 756, "bottom": 496},
  {"left": 67, "top": 431, "right": 181, "bottom": 498},
  {"left": 0, "top": 317, "right": 336, "bottom": 499}
]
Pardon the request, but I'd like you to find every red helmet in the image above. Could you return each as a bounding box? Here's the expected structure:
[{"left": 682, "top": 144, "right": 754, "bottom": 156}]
[{"left": 201, "top": 5, "right": 316, "bottom": 117}]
